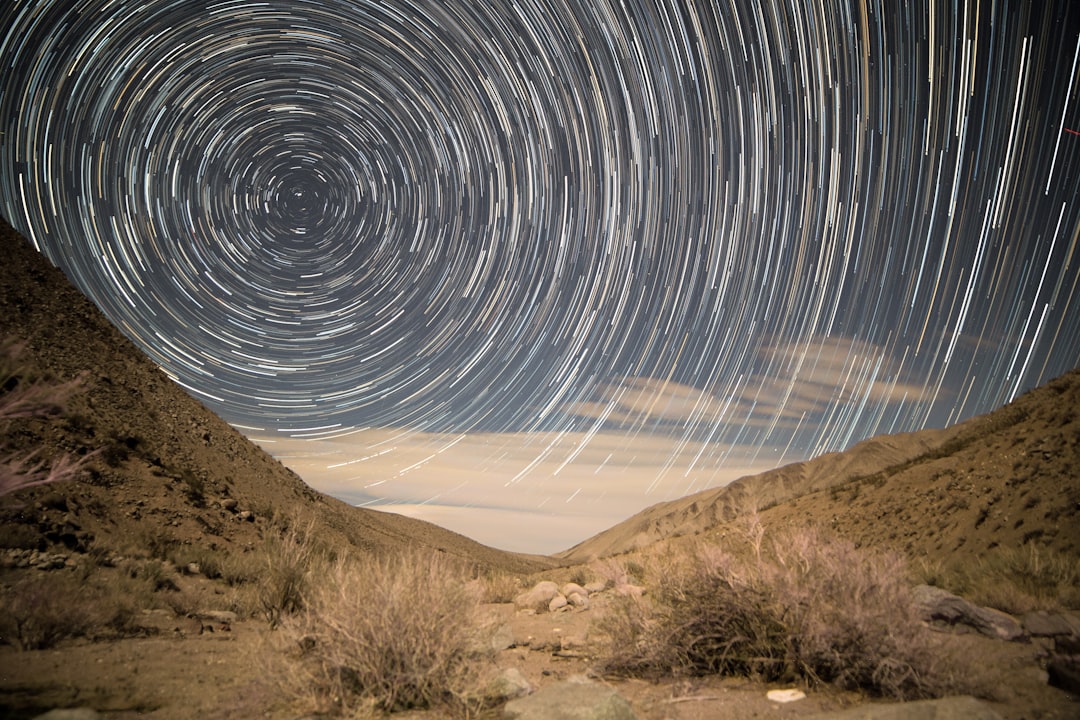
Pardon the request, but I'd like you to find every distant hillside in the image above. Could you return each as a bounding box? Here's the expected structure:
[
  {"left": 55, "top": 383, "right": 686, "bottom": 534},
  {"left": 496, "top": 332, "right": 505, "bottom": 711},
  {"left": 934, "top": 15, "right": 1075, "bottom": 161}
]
[
  {"left": 0, "top": 216, "right": 552, "bottom": 575},
  {"left": 559, "top": 366, "right": 1079, "bottom": 564}
]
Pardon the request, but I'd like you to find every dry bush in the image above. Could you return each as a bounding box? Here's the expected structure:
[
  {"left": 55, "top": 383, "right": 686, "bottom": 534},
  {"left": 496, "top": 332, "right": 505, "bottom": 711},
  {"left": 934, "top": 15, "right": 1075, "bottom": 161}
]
[
  {"left": 276, "top": 546, "right": 491, "bottom": 715},
  {"left": 0, "top": 339, "right": 92, "bottom": 497},
  {"left": 0, "top": 571, "right": 144, "bottom": 649},
  {"left": 597, "top": 524, "right": 967, "bottom": 700},
  {"left": 258, "top": 518, "right": 327, "bottom": 626},
  {"left": 475, "top": 570, "right": 523, "bottom": 603}
]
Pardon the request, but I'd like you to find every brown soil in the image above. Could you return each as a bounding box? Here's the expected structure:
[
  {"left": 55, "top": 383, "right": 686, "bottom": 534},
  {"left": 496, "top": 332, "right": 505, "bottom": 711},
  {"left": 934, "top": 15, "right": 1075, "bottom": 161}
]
[{"left": 0, "top": 582, "right": 1074, "bottom": 719}]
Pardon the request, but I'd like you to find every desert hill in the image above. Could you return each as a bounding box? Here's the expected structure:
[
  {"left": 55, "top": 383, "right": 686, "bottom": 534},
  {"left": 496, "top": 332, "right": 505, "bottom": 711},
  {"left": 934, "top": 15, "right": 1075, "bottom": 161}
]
[
  {"left": 559, "top": 365, "right": 1079, "bottom": 565},
  {"left": 0, "top": 216, "right": 552, "bottom": 575}
]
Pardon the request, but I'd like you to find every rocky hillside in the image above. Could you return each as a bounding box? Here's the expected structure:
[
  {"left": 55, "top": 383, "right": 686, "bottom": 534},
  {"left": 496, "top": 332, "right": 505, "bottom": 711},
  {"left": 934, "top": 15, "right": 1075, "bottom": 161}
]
[
  {"left": 0, "top": 216, "right": 552, "bottom": 575},
  {"left": 559, "top": 366, "right": 1080, "bottom": 565}
]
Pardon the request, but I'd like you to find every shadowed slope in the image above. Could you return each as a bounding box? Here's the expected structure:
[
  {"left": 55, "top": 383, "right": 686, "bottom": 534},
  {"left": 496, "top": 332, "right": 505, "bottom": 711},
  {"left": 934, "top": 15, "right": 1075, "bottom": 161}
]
[{"left": 0, "top": 216, "right": 553, "bottom": 574}]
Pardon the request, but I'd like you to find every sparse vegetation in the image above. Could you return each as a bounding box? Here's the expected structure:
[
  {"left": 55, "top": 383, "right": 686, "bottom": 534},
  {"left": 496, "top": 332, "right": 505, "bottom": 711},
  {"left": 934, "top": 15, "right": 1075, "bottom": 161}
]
[
  {"left": 276, "top": 546, "right": 491, "bottom": 716},
  {"left": 596, "top": 522, "right": 967, "bottom": 700},
  {"left": 917, "top": 544, "right": 1080, "bottom": 613},
  {"left": 0, "top": 339, "right": 93, "bottom": 496},
  {"left": 258, "top": 518, "right": 327, "bottom": 626}
]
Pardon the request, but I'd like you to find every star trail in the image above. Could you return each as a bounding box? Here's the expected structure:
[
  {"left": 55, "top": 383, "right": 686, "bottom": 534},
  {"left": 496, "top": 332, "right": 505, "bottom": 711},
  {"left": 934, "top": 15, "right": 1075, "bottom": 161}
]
[{"left": 2, "top": 0, "right": 1080, "bottom": 549}]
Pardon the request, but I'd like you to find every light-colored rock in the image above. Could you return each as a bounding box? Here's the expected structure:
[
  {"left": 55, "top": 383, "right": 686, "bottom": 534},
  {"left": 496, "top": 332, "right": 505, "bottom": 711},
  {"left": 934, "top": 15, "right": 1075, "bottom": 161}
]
[
  {"left": 515, "top": 581, "right": 561, "bottom": 612},
  {"left": 584, "top": 581, "right": 607, "bottom": 594},
  {"left": 561, "top": 582, "right": 588, "bottom": 598},
  {"left": 767, "top": 688, "right": 806, "bottom": 703},
  {"left": 486, "top": 667, "right": 533, "bottom": 701},
  {"left": 490, "top": 622, "right": 516, "bottom": 651},
  {"left": 567, "top": 591, "right": 590, "bottom": 608},
  {"left": 808, "top": 695, "right": 1002, "bottom": 719},
  {"left": 503, "top": 678, "right": 637, "bottom": 720},
  {"left": 549, "top": 594, "right": 569, "bottom": 612},
  {"left": 32, "top": 709, "right": 102, "bottom": 720},
  {"left": 913, "top": 585, "right": 1024, "bottom": 641}
]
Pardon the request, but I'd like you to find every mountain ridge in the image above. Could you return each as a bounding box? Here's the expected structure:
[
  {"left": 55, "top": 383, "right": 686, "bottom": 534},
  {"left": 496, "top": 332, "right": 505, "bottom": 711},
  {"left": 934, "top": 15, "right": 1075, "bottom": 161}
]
[{"left": 0, "top": 216, "right": 553, "bottom": 574}]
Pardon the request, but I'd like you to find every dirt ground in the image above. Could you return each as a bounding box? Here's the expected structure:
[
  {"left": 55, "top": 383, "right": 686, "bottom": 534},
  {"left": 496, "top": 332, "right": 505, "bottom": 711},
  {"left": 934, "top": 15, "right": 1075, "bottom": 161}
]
[{"left": 0, "top": 588, "right": 1075, "bottom": 720}]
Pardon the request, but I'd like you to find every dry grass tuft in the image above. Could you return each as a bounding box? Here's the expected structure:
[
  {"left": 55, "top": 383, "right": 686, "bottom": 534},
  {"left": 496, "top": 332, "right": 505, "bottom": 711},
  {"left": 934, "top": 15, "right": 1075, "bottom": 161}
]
[
  {"left": 596, "top": 522, "right": 970, "bottom": 700},
  {"left": 275, "top": 546, "right": 492, "bottom": 716},
  {"left": 917, "top": 544, "right": 1080, "bottom": 613}
]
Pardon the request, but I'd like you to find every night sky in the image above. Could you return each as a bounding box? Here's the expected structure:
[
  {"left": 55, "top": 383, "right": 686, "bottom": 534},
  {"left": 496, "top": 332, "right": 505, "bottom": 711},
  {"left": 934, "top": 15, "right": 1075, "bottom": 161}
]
[{"left": 2, "top": 1, "right": 1080, "bottom": 551}]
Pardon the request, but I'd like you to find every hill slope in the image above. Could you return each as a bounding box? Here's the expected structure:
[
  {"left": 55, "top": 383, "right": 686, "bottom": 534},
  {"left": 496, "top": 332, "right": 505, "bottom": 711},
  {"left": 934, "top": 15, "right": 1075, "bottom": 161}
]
[
  {"left": 0, "top": 216, "right": 552, "bottom": 574},
  {"left": 559, "top": 367, "right": 1079, "bottom": 564}
]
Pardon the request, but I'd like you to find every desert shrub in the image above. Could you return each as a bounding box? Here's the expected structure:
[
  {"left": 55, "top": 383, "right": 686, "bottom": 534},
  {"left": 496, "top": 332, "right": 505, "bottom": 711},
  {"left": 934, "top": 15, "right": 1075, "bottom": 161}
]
[
  {"left": 475, "top": 570, "right": 523, "bottom": 603},
  {"left": 277, "top": 546, "right": 491, "bottom": 715},
  {"left": 0, "top": 571, "right": 144, "bottom": 649},
  {"left": 596, "top": 525, "right": 964, "bottom": 700},
  {"left": 258, "top": 519, "right": 325, "bottom": 626}
]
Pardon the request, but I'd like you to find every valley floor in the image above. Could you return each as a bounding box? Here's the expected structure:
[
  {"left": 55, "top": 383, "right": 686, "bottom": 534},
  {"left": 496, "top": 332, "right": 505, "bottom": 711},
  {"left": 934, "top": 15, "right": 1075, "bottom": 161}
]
[{"left": 1, "top": 593, "right": 1075, "bottom": 720}]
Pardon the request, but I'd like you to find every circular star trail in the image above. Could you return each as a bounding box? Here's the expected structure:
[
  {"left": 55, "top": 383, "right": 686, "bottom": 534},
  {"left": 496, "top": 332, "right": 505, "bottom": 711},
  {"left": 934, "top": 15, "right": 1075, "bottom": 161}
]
[{"left": 2, "top": 0, "right": 1080, "bottom": 475}]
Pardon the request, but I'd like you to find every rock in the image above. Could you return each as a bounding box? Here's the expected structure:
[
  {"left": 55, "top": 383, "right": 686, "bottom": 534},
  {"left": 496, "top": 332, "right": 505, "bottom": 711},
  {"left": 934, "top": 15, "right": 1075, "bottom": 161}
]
[
  {"left": 515, "top": 581, "right": 561, "bottom": 612},
  {"left": 220, "top": 498, "right": 238, "bottom": 512},
  {"left": 1022, "top": 610, "right": 1080, "bottom": 638},
  {"left": 486, "top": 667, "right": 533, "bottom": 701},
  {"left": 767, "top": 688, "right": 806, "bottom": 703},
  {"left": 1047, "top": 655, "right": 1080, "bottom": 695},
  {"left": 502, "top": 678, "right": 637, "bottom": 720},
  {"left": 808, "top": 695, "right": 1002, "bottom": 719},
  {"left": 584, "top": 581, "right": 607, "bottom": 594},
  {"left": 237, "top": 510, "right": 254, "bottom": 522},
  {"left": 912, "top": 585, "right": 1024, "bottom": 641},
  {"left": 490, "top": 622, "right": 516, "bottom": 651},
  {"left": 567, "top": 591, "right": 590, "bottom": 608},
  {"left": 549, "top": 594, "right": 569, "bottom": 612},
  {"left": 561, "top": 582, "right": 588, "bottom": 598},
  {"left": 32, "top": 709, "right": 102, "bottom": 720}
]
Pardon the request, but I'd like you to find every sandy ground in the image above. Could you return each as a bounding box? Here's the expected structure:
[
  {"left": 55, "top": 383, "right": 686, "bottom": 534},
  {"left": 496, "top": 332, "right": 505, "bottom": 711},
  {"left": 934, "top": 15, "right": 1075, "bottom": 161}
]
[{"left": 1, "top": 591, "right": 1075, "bottom": 720}]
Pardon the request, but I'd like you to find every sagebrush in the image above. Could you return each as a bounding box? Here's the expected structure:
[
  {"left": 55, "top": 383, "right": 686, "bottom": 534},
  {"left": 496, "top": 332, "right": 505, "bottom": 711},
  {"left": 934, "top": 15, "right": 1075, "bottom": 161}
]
[
  {"left": 277, "top": 546, "right": 492, "bottom": 715},
  {"left": 597, "top": 523, "right": 969, "bottom": 700}
]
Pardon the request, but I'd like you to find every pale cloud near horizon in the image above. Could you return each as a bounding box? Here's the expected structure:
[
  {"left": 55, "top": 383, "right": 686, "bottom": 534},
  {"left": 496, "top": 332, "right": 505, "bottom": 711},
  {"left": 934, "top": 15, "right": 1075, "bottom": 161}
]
[
  {"left": 256, "top": 428, "right": 775, "bottom": 554},
  {"left": 256, "top": 335, "right": 926, "bottom": 555}
]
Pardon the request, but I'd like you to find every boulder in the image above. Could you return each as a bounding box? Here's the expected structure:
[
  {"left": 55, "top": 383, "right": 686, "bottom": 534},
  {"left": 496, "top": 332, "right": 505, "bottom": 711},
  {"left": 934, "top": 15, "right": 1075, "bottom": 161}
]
[
  {"left": 486, "top": 667, "right": 532, "bottom": 701},
  {"left": 912, "top": 585, "right": 1024, "bottom": 641},
  {"left": 549, "top": 594, "right": 569, "bottom": 612},
  {"left": 490, "top": 622, "right": 516, "bottom": 651},
  {"left": 567, "top": 591, "right": 590, "bottom": 608},
  {"left": 1022, "top": 610, "right": 1080, "bottom": 638},
  {"left": 561, "top": 582, "right": 588, "bottom": 598},
  {"left": 584, "top": 581, "right": 607, "bottom": 594},
  {"left": 502, "top": 678, "right": 637, "bottom": 720},
  {"left": 515, "top": 581, "right": 561, "bottom": 612}
]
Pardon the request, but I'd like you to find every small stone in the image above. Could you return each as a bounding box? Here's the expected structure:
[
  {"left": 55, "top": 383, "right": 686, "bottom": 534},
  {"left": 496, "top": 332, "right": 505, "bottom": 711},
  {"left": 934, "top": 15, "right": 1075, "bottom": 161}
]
[{"left": 767, "top": 688, "right": 806, "bottom": 703}]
